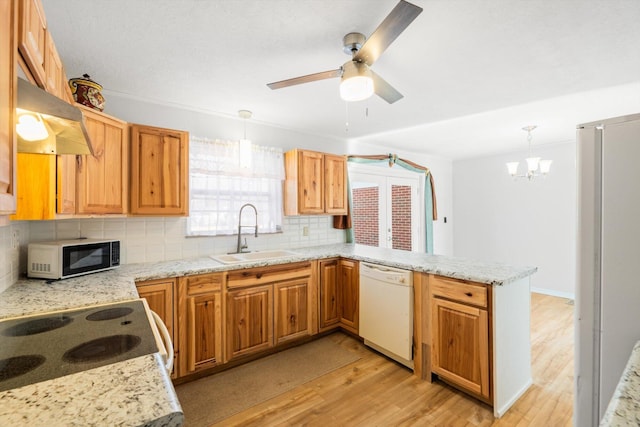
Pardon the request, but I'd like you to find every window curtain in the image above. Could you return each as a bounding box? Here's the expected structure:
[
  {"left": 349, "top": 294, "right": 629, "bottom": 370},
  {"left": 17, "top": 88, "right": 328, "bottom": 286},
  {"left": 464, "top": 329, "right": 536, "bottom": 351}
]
[
  {"left": 188, "top": 136, "right": 284, "bottom": 236},
  {"left": 333, "top": 154, "right": 438, "bottom": 254}
]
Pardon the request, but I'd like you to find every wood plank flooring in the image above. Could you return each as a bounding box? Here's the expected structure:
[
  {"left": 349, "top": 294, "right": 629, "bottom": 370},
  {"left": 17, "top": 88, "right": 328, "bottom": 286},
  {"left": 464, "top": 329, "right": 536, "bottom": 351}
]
[{"left": 211, "top": 293, "right": 574, "bottom": 426}]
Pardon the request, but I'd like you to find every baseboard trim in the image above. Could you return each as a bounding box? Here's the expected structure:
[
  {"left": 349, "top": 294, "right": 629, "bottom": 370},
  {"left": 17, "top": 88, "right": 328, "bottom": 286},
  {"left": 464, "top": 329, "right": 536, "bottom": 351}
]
[{"left": 531, "top": 287, "right": 575, "bottom": 300}]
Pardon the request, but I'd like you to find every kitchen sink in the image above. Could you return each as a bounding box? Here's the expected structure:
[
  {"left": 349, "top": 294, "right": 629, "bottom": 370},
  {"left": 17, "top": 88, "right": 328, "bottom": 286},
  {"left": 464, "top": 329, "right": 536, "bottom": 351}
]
[{"left": 210, "top": 249, "right": 299, "bottom": 264}]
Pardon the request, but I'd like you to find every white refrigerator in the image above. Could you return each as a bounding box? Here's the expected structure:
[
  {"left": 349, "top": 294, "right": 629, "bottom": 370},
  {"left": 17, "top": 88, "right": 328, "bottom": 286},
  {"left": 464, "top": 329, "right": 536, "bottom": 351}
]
[{"left": 575, "top": 113, "right": 640, "bottom": 426}]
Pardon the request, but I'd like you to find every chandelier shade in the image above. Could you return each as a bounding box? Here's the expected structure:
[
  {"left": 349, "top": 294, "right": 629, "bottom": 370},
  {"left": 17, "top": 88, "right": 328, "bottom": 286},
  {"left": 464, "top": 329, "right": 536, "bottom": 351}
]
[{"left": 506, "top": 126, "right": 552, "bottom": 180}]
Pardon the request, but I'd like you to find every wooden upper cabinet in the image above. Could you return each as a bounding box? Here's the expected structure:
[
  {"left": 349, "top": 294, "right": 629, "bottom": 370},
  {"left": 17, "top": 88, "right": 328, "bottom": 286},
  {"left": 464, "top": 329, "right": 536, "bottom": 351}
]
[
  {"left": 76, "top": 106, "right": 129, "bottom": 214},
  {"left": 297, "top": 150, "right": 324, "bottom": 214},
  {"left": 284, "top": 149, "right": 347, "bottom": 216},
  {"left": 18, "top": 0, "right": 47, "bottom": 88},
  {"left": 130, "top": 124, "right": 189, "bottom": 216},
  {"left": 56, "top": 154, "right": 77, "bottom": 214},
  {"left": 324, "top": 154, "right": 348, "bottom": 214},
  {"left": 0, "top": 0, "right": 17, "bottom": 216},
  {"left": 43, "top": 31, "right": 61, "bottom": 97},
  {"left": 43, "top": 30, "right": 72, "bottom": 102}
]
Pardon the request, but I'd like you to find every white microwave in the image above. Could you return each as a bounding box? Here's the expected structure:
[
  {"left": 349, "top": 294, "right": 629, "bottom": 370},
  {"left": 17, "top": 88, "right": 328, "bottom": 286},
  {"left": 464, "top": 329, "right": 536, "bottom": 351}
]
[{"left": 28, "top": 238, "right": 120, "bottom": 280}]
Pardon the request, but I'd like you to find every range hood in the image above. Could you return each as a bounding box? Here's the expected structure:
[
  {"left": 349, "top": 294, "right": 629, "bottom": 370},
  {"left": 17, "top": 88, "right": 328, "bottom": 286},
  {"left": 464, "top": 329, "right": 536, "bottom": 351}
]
[{"left": 17, "top": 78, "right": 94, "bottom": 155}]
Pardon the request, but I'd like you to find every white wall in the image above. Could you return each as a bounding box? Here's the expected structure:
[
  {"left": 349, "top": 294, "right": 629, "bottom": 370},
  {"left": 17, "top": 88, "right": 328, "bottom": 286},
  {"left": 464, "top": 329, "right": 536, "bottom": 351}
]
[
  {"left": 0, "top": 221, "right": 29, "bottom": 293},
  {"left": 0, "top": 95, "right": 455, "bottom": 290},
  {"left": 104, "top": 95, "right": 350, "bottom": 155},
  {"left": 452, "top": 142, "right": 576, "bottom": 298}
]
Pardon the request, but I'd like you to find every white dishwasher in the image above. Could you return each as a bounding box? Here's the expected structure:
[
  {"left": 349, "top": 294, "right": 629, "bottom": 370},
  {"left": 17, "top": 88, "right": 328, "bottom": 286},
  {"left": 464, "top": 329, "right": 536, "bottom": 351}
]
[{"left": 359, "top": 262, "right": 413, "bottom": 368}]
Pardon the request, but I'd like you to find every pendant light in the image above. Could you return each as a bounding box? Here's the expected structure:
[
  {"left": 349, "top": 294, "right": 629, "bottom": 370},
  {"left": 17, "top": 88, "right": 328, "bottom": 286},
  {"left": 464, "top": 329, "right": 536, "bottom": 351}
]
[
  {"left": 238, "top": 110, "right": 252, "bottom": 169},
  {"left": 506, "top": 125, "right": 552, "bottom": 180}
]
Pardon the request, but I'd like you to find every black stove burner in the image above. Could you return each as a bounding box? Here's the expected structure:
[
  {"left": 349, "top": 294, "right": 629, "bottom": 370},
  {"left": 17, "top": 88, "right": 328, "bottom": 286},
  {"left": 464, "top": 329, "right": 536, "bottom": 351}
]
[
  {"left": 62, "top": 334, "right": 141, "bottom": 363},
  {"left": 2, "top": 316, "right": 72, "bottom": 337},
  {"left": 86, "top": 307, "right": 134, "bottom": 321},
  {"left": 0, "top": 355, "right": 46, "bottom": 381}
]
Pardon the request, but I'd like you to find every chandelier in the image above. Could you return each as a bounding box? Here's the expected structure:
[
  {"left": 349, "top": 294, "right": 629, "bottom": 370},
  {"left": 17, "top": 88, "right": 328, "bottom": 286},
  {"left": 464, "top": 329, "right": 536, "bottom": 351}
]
[{"left": 506, "top": 125, "right": 552, "bottom": 180}]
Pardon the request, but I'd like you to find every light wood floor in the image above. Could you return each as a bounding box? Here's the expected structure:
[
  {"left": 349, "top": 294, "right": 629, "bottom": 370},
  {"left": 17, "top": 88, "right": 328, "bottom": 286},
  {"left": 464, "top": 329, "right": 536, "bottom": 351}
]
[{"left": 213, "top": 293, "right": 574, "bottom": 426}]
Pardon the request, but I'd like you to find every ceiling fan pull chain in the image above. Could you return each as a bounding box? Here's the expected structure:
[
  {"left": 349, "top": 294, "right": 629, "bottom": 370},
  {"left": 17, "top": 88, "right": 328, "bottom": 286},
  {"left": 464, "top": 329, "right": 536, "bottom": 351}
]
[{"left": 345, "top": 102, "right": 350, "bottom": 132}]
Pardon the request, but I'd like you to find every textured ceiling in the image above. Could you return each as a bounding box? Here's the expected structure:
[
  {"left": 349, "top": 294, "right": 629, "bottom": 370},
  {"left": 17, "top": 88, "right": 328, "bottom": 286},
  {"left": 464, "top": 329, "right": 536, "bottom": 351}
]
[{"left": 43, "top": 0, "right": 640, "bottom": 159}]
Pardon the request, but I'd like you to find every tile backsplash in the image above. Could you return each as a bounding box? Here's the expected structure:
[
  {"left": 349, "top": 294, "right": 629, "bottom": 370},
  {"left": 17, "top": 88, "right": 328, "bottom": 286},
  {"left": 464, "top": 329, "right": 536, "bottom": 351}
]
[{"left": 0, "top": 216, "right": 345, "bottom": 293}]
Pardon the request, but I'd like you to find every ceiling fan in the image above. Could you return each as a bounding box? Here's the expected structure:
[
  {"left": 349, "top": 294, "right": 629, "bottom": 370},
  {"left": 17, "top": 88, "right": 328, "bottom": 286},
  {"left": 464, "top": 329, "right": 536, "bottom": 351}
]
[{"left": 267, "top": 0, "right": 423, "bottom": 104}]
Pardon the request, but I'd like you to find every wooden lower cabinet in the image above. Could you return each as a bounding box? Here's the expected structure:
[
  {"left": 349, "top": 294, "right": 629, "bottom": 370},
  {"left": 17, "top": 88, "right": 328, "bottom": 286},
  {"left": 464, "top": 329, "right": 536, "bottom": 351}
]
[
  {"left": 274, "top": 278, "right": 309, "bottom": 344},
  {"left": 318, "top": 258, "right": 359, "bottom": 334},
  {"left": 136, "top": 278, "right": 178, "bottom": 378},
  {"left": 338, "top": 259, "right": 359, "bottom": 334},
  {"left": 180, "top": 273, "right": 224, "bottom": 375},
  {"left": 226, "top": 284, "right": 274, "bottom": 361},
  {"left": 430, "top": 275, "right": 491, "bottom": 402},
  {"left": 319, "top": 259, "right": 340, "bottom": 331}
]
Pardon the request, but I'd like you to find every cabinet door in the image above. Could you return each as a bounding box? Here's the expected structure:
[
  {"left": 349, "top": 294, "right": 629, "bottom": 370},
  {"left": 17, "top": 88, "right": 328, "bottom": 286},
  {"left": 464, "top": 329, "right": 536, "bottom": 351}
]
[
  {"left": 0, "top": 0, "right": 17, "bottom": 216},
  {"left": 187, "top": 292, "right": 222, "bottom": 372},
  {"left": 130, "top": 124, "right": 189, "bottom": 216},
  {"left": 11, "top": 153, "right": 56, "bottom": 220},
  {"left": 136, "top": 279, "right": 178, "bottom": 377},
  {"left": 274, "top": 278, "right": 309, "bottom": 344},
  {"left": 339, "top": 259, "right": 359, "bottom": 334},
  {"left": 77, "top": 107, "right": 128, "bottom": 214},
  {"left": 18, "top": 0, "right": 46, "bottom": 87},
  {"left": 226, "top": 284, "right": 273, "bottom": 361},
  {"left": 56, "top": 154, "right": 76, "bottom": 214},
  {"left": 43, "top": 31, "right": 62, "bottom": 97},
  {"left": 297, "top": 150, "right": 324, "bottom": 214},
  {"left": 319, "top": 259, "right": 340, "bottom": 331},
  {"left": 324, "top": 154, "right": 347, "bottom": 215},
  {"left": 431, "top": 297, "right": 490, "bottom": 400}
]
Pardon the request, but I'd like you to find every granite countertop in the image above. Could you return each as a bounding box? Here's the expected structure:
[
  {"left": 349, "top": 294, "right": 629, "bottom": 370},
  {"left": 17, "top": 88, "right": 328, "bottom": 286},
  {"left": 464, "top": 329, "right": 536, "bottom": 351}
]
[
  {"left": 0, "top": 243, "right": 535, "bottom": 426},
  {"left": 600, "top": 341, "right": 640, "bottom": 426},
  {"left": 0, "top": 354, "right": 183, "bottom": 427},
  {"left": 121, "top": 243, "right": 538, "bottom": 287},
  {"left": 0, "top": 270, "right": 182, "bottom": 427}
]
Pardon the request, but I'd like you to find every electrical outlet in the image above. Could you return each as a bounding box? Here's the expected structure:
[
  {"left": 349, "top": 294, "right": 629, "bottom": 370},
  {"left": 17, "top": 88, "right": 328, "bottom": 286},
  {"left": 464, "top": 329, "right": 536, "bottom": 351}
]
[
  {"left": 302, "top": 226, "right": 309, "bottom": 236},
  {"left": 11, "top": 229, "right": 20, "bottom": 250}
]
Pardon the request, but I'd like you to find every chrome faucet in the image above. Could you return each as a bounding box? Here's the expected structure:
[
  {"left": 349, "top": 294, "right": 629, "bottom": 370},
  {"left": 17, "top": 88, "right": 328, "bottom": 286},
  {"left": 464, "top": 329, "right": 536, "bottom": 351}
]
[{"left": 235, "top": 203, "right": 258, "bottom": 254}]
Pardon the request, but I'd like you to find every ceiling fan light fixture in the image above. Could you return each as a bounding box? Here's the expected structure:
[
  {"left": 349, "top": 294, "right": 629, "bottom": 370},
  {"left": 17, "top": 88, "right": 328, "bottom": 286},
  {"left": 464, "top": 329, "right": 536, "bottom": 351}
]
[{"left": 340, "top": 61, "right": 374, "bottom": 102}]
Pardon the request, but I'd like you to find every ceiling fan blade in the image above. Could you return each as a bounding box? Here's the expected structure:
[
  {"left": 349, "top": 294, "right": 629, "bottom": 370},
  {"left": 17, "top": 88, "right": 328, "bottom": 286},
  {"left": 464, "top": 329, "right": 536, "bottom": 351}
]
[
  {"left": 353, "top": 0, "right": 423, "bottom": 66},
  {"left": 371, "top": 71, "right": 403, "bottom": 104},
  {"left": 267, "top": 68, "right": 342, "bottom": 90}
]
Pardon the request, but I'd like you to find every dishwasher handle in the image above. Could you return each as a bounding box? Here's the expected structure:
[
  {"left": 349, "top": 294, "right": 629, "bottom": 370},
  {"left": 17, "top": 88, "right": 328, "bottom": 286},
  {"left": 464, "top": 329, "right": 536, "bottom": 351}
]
[
  {"left": 151, "top": 310, "right": 174, "bottom": 374},
  {"left": 360, "top": 262, "right": 412, "bottom": 285}
]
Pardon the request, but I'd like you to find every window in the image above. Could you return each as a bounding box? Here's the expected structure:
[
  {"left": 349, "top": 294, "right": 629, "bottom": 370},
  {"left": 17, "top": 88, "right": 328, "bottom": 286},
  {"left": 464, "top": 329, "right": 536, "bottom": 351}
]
[
  {"left": 349, "top": 162, "right": 424, "bottom": 252},
  {"left": 187, "top": 136, "right": 284, "bottom": 236}
]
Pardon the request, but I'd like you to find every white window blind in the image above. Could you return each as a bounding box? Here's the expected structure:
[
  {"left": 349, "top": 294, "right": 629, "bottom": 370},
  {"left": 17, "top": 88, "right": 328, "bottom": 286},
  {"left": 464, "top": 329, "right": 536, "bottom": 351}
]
[{"left": 187, "top": 136, "right": 284, "bottom": 236}]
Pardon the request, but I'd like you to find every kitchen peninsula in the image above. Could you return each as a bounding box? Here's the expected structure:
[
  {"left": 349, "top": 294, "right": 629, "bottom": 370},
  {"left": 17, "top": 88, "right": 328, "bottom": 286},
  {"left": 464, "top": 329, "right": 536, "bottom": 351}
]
[{"left": 0, "top": 243, "right": 536, "bottom": 425}]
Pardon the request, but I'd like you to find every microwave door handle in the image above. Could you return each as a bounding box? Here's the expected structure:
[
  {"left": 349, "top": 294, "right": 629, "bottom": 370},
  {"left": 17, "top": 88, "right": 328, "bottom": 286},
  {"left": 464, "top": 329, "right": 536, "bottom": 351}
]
[{"left": 151, "top": 310, "right": 174, "bottom": 374}]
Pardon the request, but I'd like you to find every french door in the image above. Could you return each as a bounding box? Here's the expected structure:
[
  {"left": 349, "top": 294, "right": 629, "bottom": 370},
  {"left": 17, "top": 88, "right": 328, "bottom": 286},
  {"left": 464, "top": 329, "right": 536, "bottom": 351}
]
[{"left": 349, "top": 164, "right": 423, "bottom": 252}]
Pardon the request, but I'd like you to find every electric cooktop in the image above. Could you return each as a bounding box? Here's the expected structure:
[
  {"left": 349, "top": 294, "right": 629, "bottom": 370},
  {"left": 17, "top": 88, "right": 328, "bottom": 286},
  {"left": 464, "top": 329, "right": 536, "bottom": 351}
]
[{"left": 0, "top": 300, "right": 158, "bottom": 392}]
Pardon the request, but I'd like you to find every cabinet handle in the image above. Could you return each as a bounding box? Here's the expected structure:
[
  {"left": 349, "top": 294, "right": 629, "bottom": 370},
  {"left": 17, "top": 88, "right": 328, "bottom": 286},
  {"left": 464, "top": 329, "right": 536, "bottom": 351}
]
[
  {"left": 256, "top": 273, "right": 263, "bottom": 279},
  {"left": 465, "top": 292, "right": 473, "bottom": 297},
  {"left": 76, "top": 155, "right": 82, "bottom": 172}
]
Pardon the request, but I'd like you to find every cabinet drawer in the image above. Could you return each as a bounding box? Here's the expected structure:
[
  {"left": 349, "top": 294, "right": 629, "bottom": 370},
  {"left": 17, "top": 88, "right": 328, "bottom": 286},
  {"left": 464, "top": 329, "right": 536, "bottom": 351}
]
[
  {"left": 185, "top": 273, "right": 223, "bottom": 295},
  {"left": 431, "top": 275, "right": 488, "bottom": 308},
  {"left": 227, "top": 262, "right": 311, "bottom": 289}
]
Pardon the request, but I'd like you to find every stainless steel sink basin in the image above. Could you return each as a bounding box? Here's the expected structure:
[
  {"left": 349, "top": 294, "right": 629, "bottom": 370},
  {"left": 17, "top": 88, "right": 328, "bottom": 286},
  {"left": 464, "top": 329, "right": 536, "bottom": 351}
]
[{"left": 210, "top": 250, "right": 299, "bottom": 264}]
